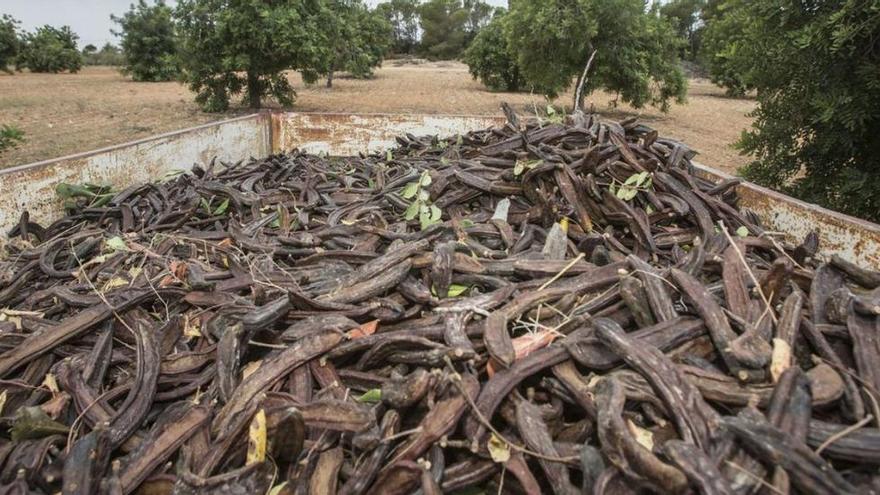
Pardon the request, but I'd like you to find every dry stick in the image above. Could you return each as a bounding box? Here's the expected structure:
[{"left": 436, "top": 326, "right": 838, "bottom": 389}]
[
  {"left": 724, "top": 461, "right": 785, "bottom": 495},
  {"left": 718, "top": 221, "right": 778, "bottom": 325},
  {"left": 443, "top": 357, "right": 578, "bottom": 464},
  {"left": 538, "top": 253, "right": 586, "bottom": 291},
  {"left": 814, "top": 414, "right": 874, "bottom": 456}
]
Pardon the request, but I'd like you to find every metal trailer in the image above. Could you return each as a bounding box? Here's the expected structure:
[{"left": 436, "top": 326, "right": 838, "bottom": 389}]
[{"left": 2, "top": 111, "right": 879, "bottom": 268}]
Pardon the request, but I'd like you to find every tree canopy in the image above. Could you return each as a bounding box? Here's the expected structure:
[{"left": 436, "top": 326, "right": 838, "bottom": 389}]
[
  {"left": 704, "top": 0, "right": 880, "bottom": 222},
  {"left": 0, "top": 15, "right": 21, "bottom": 73},
  {"left": 112, "top": 0, "right": 180, "bottom": 81},
  {"left": 659, "top": 0, "right": 705, "bottom": 60},
  {"left": 16, "top": 25, "right": 83, "bottom": 73},
  {"left": 418, "top": 0, "right": 493, "bottom": 60},
  {"left": 175, "top": 0, "right": 333, "bottom": 112},
  {"left": 462, "top": 10, "right": 522, "bottom": 91},
  {"left": 464, "top": 0, "right": 686, "bottom": 111},
  {"left": 376, "top": 0, "right": 420, "bottom": 55},
  {"left": 319, "top": 1, "right": 391, "bottom": 87}
]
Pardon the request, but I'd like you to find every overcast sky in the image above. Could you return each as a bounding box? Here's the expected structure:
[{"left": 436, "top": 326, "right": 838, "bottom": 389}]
[{"left": 0, "top": 0, "right": 509, "bottom": 47}]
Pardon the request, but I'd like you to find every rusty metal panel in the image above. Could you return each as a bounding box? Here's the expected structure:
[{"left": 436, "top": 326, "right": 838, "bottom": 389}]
[
  {"left": 271, "top": 112, "right": 503, "bottom": 155},
  {"left": 0, "top": 113, "right": 270, "bottom": 238},
  {"left": 693, "top": 163, "right": 880, "bottom": 269}
]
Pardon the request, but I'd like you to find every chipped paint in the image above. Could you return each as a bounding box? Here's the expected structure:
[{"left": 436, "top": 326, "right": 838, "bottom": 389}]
[
  {"left": 271, "top": 112, "right": 502, "bottom": 156},
  {"left": 693, "top": 164, "right": 880, "bottom": 269},
  {"left": 3, "top": 111, "right": 879, "bottom": 269},
  {"left": 0, "top": 114, "right": 271, "bottom": 240}
]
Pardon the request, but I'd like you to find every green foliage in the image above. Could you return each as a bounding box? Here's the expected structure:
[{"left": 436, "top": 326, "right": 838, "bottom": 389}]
[
  {"left": 659, "top": 0, "right": 705, "bottom": 60},
  {"left": 504, "top": 0, "right": 687, "bottom": 110},
  {"left": 463, "top": 10, "right": 523, "bottom": 91},
  {"left": 0, "top": 15, "right": 21, "bottom": 74},
  {"left": 700, "top": 0, "right": 752, "bottom": 95},
  {"left": 83, "top": 43, "right": 125, "bottom": 66},
  {"left": 320, "top": 1, "right": 391, "bottom": 87},
  {"left": 376, "top": 0, "right": 420, "bottom": 55},
  {"left": 16, "top": 25, "right": 83, "bottom": 73},
  {"left": 419, "top": 0, "right": 493, "bottom": 60},
  {"left": 708, "top": 0, "right": 880, "bottom": 223},
  {"left": 175, "top": 0, "right": 332, "bottom": 112},
  {"left": 402, "top": 171, "right": 442, "bottom": 230},
  {"left": 112, "top": 0, "right": 180, "bottom": 81},
  {"left": 0, "top": 125, "right": 25, "bottom": 154}
]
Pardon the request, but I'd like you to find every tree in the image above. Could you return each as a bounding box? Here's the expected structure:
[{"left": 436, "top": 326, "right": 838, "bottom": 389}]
[
  {"left": 419, "top": 0, "right": 492, "bottom": 60},
  {"left": 83, "top": 44, "right": 98, "bottom": 55},
  {"left": 0, "top": 15, "right": 20, "bottom": 74},
  {"left": 175, "top": 0, "right": 332, "bottom": 112},
  {"left": 659, "top": 0, "right": 705, "bottom": 60},
  {"left": 16, "top": 25, "right": 83, "bottom": 73},
  {"left": 463, "top": 10, "right": 523, "bottom": 91},
  {"left": 320, "top": 1, "right": 391, "bottom": 87},
  {"left": 112, "top": 0, "right": 180, "bottom": 81},
  {"left": 504, "top": 0, "right": 686, "bottom": 110},
  {"left": 704, "top": 1, "right": 880, "bottom": 222},
  {"left": 376, "top": 0, "right": 420, "bottom": 55},
  {"left": 84, "top": 43, "right": 125, "bottom": 66},
  {"left": 700, "top": 0, "right": 751, "bottom": 95}
]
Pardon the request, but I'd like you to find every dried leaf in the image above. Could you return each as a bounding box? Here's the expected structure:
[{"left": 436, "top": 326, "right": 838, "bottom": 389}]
[
  {"left": 247, "top": 409, "right": 267, "bottom": 465},
  {"left": 487, "top": 433, "right": 511, "bottom": 463},
  {"left": 770, "top": 338, "right": 792, "bottom": 383},
  {"left": 626, "top": 418, "right": 655, "bottom": 451},
  {"left": 348, "top": 320, "right": 379, "bottom": 340},
  {"left": 42, "top": 373, "right": 59, "bottom": 394}
]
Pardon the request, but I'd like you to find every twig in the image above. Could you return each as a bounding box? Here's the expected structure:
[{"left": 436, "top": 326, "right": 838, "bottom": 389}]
[
  {"left": 718, "top": 221, "right": 778, "bottom": 324},
  {"left": 538, "top": 253, "right": 585, "bottom": 291},
  {"left": 443, "top": 357, "right": 578, "bottom": 464},
  {"left": 724, "top": 461, "right": 784, "bottom": 495},
  {"left": 814, "top": 414, "right": 873, "bottom": 456}
]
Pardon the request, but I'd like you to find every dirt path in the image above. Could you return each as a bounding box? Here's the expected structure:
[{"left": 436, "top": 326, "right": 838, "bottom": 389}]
[{"left": 0, "top": 62, "right": 756, "bottom": 172}]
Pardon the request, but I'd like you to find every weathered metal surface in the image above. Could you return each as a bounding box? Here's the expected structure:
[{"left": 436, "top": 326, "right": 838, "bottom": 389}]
[
  {"left": 693, "top": 164, "right": 880, "bottom": 269},
  {"left": 2, "top": 111, "right": 879, "bottom": 269},
  {"left": 0, "top": 113, "right": 271, "bottom": 238},
  {"left": 271, "top": 112, "right": 502, "bottom": 156}
]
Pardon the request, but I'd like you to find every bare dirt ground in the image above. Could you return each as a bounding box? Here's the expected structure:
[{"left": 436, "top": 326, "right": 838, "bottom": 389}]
[{"left": 0, "top": 62, "right": 756, "bottom": 172}]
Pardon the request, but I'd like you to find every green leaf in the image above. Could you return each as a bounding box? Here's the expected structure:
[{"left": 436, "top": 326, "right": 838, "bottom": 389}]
[
  {"left": 420, "top": 171, "right": 432, "bottom": 186},
  {"left": 616, "top": 185, "right": 639, "bottom": 201},
  {"left": 213, "top": 198, "right": 230, "bottom": 216},
  {"left": 447, "top": 284, "right": 470, "bottom": 297},
  {"left": 460, "top": 219, "right": 475, "bottom": 228},
  {"left": 11, "top": 407, "right": 69, "bottom": 441},
  {"left": 404, "top": 201, "right": 420, "bottom": 220},
  {"left": 357, "top": 389, "right": 382, "bottom": 403},
  {"left": 546, "top": 105, "right": 556, "bottom": 116},
  {"left": 401, "top": 182, "right": 419, "bottom": 199},
  {"left": 105, "top": 236, "right": 129, "bottom": 252},
  {"left": 386, "top": 150, "right": 393, "bottom": 162},
  {"left": 268, "top": 483, "right": 288, "bottom": 495},
  {"left": 430, "top": 205, "right": 442, "bottom": 222},
  {"left": 200, "top": 197, "right": 212, "bottom": 213},
  {"left": 514, "top": 160, "right": 525, "bottom": 176},
  {"left": 736, "top": 226, "right": 749, "bottom": 237},
  {"left": 418, "top": 189, "right": 430, "bottom": 201}
]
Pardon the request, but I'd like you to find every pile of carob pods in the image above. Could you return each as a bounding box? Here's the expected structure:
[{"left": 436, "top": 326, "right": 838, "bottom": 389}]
[{"left": 1, "top": 104, "right": 879, "bottom": 494}]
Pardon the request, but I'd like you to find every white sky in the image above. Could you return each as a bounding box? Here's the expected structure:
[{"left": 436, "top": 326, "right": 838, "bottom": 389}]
[{"left": 0, "top": 0, "right": 509, "bottom": 47}]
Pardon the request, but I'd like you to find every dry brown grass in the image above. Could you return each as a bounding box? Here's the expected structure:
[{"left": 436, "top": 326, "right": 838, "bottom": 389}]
[{"left": 0, "top": 63, "right": 756, "bottom": 173}]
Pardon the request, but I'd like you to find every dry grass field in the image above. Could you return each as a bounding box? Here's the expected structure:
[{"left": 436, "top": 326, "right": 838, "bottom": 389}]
[{"left": 0, "top": 62, "right": 756, "bottom": 172}]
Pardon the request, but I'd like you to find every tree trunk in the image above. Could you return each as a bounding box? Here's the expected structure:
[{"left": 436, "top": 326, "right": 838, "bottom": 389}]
[
  {"left": 246, "top": 71, "right": 261, "bottom": 109},
  {"left": 326, "top": 71, "right": 334, "bottom": 88}
]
